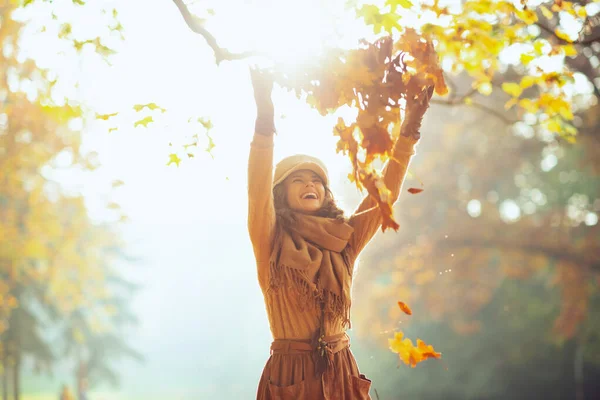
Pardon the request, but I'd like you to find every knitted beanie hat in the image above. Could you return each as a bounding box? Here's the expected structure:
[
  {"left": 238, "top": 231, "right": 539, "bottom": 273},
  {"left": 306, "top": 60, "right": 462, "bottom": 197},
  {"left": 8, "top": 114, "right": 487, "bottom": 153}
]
[{"left": 273, "top": 154, "right": 329, "bottom": 187}]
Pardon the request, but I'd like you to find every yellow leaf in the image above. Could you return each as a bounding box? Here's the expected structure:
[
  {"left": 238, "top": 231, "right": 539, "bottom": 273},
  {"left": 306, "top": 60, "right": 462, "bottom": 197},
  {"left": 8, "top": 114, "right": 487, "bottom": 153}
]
[
  {"left": 564, "top": 135, "right": 577, "bottom": 143},
  {"left": 516, "top": 9, "right": 538, "bottom": 24},
  {"left": 134, "top": 116, "right": 153, "bottom": 128},
  {"left": 198, "top": 117, "right": 213, "bottom": 130},
  {"left": 559, "top": 107, "right": 574, "bottom": 120},
  {"left": 464, "top": 97, "right": 473, "bottom": 105},
  {"left": 576, "top": 6, "right": 587, "bottom": 18},
  {"left": 504, "top": 97, "right": 519, "bottom": 110},
  {"left": 564, "top": 124, "right": 577, "bottom": 136},
  {"left": 520, "top": 76, "right": 537, "bottom": 89},
  {"left": 520, "top": 53, "right": 535, "bottom": 65},
  {"left": 533, "top": 40, "right": 547, "bottom": 55},
  {"left": 502, "top": 82, "right": 522, "bottom": 97},
  {"left": 555, "top": 28, "right": 573, "bottom": 43},
  {"left": 386, "top": 0, "right": 413, "bottom": 10},
  {"left": 133, "top": 103, "right": 166, "bottom": 113},
  {"left": 562, "top": 45, "right": 577, "bottom": 57},
  {"left": 519, "top": 98, "right": 538, "bottom": 113},
  {"left": 167, "top": 153, "right": 181, "bottom": 167},
  {"left": 540, "top": 5, "right": 554, "bottom": 20},
  {"left": 95, "top": 112, "right": 118, "bottom": 120},
  {"left": 547, "top": 119, "right": 561, "bottom": 133},
  {"left": 112, "top": 179, "right": 125, "bottom": 188}
]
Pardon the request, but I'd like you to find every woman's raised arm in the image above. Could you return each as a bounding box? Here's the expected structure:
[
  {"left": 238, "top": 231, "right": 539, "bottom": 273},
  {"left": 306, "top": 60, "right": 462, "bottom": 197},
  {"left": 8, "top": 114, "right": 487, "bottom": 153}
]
[
  {"left": 247, "top": 68, "right": 277, "bottom": 272},
  {"left": 347, "top": 86, "right": 434, "bottom": 257}
]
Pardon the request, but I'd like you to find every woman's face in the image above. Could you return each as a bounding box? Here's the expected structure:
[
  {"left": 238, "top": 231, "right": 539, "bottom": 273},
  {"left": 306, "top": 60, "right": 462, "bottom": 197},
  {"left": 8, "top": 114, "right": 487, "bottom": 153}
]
[{"left": 284, "top": 169, "right": 326, "bottom": 212}]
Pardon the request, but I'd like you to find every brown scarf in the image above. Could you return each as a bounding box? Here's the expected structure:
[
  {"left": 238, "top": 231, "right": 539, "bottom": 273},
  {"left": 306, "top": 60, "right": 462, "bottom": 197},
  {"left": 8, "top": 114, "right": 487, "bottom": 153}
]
[{"left": 268, "top": 212, "right": 355, "bottom": 328}]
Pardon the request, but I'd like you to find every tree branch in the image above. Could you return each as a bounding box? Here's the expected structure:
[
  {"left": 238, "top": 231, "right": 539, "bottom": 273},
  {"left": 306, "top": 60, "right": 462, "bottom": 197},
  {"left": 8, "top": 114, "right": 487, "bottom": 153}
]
[
  {"left": 171, "top": 0, "right": 259, "bottom": 64},
  {"left": 439, "top": 238, "right": 600, "bottom": 274},
  {"left": 431, "top": 98, "right": 517, "bottom": 125},
  {"left": 536, "top": 20, "right": 600, "bottom": 46}
]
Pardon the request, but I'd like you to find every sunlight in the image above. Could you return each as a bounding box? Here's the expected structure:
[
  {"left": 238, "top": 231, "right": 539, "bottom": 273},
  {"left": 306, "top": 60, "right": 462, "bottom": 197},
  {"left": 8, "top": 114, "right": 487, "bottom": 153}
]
[{"left": 209, "top": 0, "right": 369, "bottom": 67}]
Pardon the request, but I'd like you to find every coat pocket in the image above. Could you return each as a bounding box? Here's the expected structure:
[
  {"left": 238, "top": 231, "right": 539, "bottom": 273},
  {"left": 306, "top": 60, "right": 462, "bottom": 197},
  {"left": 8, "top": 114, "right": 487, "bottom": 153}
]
[
  {"left": 348, "top": 374, "right": 372, "bottom": 399},
  {"left": 268, "top": 379, "right": 306, "bottom": 399}
]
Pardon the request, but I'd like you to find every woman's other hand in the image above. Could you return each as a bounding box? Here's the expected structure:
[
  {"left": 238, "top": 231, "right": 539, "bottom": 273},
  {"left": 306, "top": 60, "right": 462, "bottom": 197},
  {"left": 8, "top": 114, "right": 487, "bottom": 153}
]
[{"left": 401, "top": 85, "right": 434, "bottom": 140}]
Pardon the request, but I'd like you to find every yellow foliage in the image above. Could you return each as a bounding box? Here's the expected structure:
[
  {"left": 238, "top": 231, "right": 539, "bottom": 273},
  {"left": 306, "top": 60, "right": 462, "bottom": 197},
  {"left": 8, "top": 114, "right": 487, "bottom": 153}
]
[
  {"left": 562, "top": 44, "right": 577, "bottom": 57},
  {"left": 0, "top": 0, "right": 127, "bottom": 342},
  {"left": 520, "top": 53, "right": 535, "bottom": 65},
  {"left": 519, "top": 76, "right": 537, "bottom": 89},
  {"left": 502, "top": 82, "right": 522, "bottom": 98},
  {"left": 554, "top": 28, "right": 573, "bottom": 43}
]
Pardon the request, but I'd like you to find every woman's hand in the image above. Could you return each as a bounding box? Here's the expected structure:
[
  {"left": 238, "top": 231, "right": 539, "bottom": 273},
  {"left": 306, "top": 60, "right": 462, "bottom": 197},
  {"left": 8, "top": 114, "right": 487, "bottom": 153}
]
[
  {"left": 250, "top": 67, "right": 275, "bottom": 135},
  {"left": 400, "top": 85, "right": 434, "bottom": 140}
]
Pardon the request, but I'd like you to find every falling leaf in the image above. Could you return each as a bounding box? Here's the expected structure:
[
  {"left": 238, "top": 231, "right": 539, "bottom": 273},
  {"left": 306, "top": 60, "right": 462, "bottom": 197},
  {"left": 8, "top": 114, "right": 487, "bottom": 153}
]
[
  {"left": 111, "top": 179, "right": 124, "bottom": 188},
  {"left": 206, "top": 134, "right": 216, "bottom": 154},
  {"left": 167, "top": 153, "right": 181, "bottom": 167},
  {"left": 133, "top": 103, "right": 166, "bottom": 113},
  {"left": 96, "top": 112, "right": 118, "bottom": 120},
  {"left": 388, "top": 331, "right": 442, "bottom": 367},
  {"left": 134, "top": 116, "right": 153, "bottom": 128},
  {"left": 398, "top": 301, "right": 412, "bottom": 315},
  {"left": 407, "top": 187, "right": 423, "bottom": 194},
  {"left": 198, "top": 117, "right": 213, "bottom": 130}
]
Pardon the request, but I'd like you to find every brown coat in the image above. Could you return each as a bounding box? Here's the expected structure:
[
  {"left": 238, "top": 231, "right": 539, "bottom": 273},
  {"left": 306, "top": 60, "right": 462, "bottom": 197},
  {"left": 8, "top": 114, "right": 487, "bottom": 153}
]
[{"left": 248, "top": 132, "right": 418, "bottom": 399}]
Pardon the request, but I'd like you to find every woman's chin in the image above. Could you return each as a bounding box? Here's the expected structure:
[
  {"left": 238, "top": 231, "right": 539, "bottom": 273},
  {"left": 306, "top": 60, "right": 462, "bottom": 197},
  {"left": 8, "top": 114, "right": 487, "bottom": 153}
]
[{"left": 292, "top": 203, "right": 322, "bottom": 213}]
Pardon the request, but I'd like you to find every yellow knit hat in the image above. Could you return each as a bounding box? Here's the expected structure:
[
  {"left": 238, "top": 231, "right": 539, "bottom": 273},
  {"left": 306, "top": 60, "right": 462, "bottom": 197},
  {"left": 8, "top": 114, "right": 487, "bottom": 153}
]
[{"left": 273, "top": 154, "right": 329, "bottom": 187}]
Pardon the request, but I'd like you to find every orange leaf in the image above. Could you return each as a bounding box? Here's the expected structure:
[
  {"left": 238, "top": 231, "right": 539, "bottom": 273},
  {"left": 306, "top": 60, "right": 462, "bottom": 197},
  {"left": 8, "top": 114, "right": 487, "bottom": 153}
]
[
  {"left": 398, "top": 301, "right": 412, "bottom": 315},
  {"left": 407, "top": 187, "right": 423, "bottom": 194},
  {"left": 388, "top": 331, "right": 442, "bottom": 368},
  {"left": 360, "top": 168, "right": 400, "bottom": 231}
]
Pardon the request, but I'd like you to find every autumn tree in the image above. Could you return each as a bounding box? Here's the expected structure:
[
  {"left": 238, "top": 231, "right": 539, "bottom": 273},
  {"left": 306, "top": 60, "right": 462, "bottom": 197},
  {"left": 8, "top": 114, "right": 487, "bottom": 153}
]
[{"left": 0, "top": 1, "right": 138, "bottom": 398}]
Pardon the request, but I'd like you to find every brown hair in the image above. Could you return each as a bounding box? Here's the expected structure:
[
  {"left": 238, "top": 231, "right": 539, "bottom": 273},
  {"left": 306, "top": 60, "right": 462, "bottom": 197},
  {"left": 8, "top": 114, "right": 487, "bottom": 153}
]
[{"left": 273, "top": 182, "right": 346, "bottom": 231}]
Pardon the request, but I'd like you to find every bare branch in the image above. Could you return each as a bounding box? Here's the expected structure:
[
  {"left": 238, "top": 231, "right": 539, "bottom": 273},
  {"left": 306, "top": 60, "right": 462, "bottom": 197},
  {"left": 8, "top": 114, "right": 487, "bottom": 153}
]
[
  {"left": 431, "top": 98, "right": 517, "bottom": 125},
  {"left": 171, "top": 0, "right": 259, "bottom": 64},
  {"left": 439, "top": 237, "right": 600, "bottom": 274}
]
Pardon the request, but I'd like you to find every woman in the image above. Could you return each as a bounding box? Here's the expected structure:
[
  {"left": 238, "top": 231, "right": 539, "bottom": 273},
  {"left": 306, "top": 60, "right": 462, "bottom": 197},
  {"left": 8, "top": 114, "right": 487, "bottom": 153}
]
[{"left": 248, "top": 68, "right": 432, "bottom": 399}]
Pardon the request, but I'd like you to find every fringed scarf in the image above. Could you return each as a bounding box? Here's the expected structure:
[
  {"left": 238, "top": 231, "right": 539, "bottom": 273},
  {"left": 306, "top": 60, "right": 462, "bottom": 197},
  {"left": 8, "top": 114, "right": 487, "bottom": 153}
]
[{"left": 268, "top": 212, "right": 355, "bottom": 328}]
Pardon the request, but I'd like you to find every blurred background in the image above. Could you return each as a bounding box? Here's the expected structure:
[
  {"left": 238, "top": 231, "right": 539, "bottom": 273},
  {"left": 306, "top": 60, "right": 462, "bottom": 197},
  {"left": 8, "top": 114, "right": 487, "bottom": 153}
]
[{"left": 1, "top": 0, "right": 599, "bottom": 399}]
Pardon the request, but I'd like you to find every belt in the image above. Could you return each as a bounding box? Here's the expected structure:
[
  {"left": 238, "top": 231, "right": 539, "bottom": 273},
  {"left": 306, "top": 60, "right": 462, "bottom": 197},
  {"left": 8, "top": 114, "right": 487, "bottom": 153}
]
[{"left": 270, "top": 333, "right": 350, "bottom": 376}]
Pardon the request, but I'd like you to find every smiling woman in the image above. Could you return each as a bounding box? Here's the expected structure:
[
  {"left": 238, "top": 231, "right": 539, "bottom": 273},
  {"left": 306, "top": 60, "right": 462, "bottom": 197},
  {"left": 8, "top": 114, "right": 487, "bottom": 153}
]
[
  {"left": 283, "top": 169, "right": 326, "bottom": 211},
  {"left": 247, "top": 61, "right": 432, "bottom": 398}
]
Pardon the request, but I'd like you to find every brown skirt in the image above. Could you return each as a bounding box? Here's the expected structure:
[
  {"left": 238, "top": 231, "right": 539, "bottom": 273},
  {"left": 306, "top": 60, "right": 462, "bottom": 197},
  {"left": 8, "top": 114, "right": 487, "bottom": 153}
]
[{"left": 256, "top": 333, "right": 372, "bottom": 400}]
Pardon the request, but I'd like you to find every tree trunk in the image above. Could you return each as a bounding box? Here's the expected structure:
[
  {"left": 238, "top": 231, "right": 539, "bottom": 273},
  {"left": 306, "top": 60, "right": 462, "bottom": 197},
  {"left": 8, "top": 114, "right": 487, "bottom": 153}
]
[
  {"left": 1, "top": 355, "right": 7, "bottom": 400},
  {"left": 12, "top": 353, "right": 19, "bottom": 400},
  {"left": 574, "top": 334, "right": 585, "bottom": 400}
]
